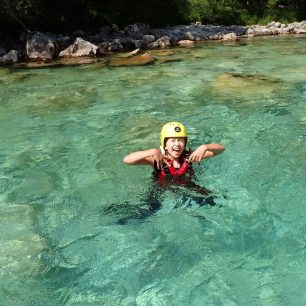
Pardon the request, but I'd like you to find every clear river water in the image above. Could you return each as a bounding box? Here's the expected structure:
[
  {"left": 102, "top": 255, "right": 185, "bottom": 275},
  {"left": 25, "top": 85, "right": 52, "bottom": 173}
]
[{"left": 0, "top": 35, "right": 306, "bottom": 305}]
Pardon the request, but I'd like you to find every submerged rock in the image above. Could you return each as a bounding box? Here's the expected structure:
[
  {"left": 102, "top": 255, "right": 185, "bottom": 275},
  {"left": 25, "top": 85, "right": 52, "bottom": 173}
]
[
  {"left": 108, "top": 53, "right": 156, "bottom": 67},
  {"left": 211, "top": 73, "right": 287, "bottom": 97},
  {"left": 117, "top": 48, "right": 141, "bottom": 58},
  {"left": 57, "top": 56, "right": 99, "bottom": 66},
  {"left": 0, "top": 204, "right": 47, "bottom": 276},
  {"left": 148, "top": 49, "right": 182, "bottom": 64},
  {"left": 7, "top": 169, "right": 58, "bottom": 203},
  {"left": 149, "top": 49, "right": 176, "bottom": 56}
]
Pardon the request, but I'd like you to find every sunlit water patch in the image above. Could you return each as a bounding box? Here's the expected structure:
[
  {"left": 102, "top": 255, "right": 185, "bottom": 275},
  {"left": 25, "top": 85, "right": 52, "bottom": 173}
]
[{"left": 0, "top": 35, "right": 306, "bottom": 305}]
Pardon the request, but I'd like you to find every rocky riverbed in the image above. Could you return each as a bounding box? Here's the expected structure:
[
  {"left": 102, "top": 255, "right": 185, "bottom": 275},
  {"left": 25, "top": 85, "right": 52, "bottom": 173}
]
[{"left": 1, "top": 21, "right": 306, "bottom": 67}]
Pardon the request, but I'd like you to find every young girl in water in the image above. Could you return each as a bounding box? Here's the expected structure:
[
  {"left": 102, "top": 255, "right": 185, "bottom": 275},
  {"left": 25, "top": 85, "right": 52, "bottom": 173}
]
[
  {"left": 116, "top": 122, "right": 225, "bottom": 223},
  {"left": 123, "top": 121, "right": 225, "bottom": 178}
]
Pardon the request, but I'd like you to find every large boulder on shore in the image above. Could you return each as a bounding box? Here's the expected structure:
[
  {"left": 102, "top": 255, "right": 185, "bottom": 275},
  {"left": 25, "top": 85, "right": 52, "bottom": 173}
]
[
  {"left": 59, "top": 37, "right": 98, "bottom": 57},
  {"left": 26, "top": 32, "right": 56, "bottom": 60}
]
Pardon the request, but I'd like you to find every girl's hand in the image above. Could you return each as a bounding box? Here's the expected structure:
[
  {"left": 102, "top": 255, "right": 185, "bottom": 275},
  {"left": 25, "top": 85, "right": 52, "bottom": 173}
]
[
  {"left": 188, "top": 145, "right": 208, "bottom": 163},
  {"left": 151, "top": 149, "right": 171, "bottom": 170}
]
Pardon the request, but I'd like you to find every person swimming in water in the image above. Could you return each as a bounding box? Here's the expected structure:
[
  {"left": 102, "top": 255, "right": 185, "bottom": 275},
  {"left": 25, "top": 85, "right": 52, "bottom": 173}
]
[
  {"left": 114, "top": 122, "right": 225, "bottom": 223},
  {"left": 123, "top": 121, "right": 224, "bottom": 181}
]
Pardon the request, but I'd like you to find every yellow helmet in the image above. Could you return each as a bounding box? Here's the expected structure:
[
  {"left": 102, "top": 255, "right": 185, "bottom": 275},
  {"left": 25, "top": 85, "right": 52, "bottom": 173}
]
[{"left": 160, "top": 122, "right": 187, "bottom": 148}]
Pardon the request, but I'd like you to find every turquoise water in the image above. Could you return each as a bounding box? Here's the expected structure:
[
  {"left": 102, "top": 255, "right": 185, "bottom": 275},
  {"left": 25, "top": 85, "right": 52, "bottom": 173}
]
[{"left": 0, "top": 35, "right": 306, "bottom": 305}]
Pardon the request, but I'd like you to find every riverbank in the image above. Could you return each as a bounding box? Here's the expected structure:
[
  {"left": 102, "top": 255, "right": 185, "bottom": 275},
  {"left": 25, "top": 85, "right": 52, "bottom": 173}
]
[{"left": 1, "top": 21, "right": 306, "bottom": 67}]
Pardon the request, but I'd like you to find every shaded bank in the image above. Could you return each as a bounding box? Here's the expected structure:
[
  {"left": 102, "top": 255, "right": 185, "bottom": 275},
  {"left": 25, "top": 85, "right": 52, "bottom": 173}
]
[{"left": 1, "top": 20, "right": 306, "bottom": 66}]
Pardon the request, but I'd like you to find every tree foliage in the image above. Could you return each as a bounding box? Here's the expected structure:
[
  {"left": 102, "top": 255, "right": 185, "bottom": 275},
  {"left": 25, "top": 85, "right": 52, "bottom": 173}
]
[
  {"left": 1, "top": 0, "right": 306, "bottom": 36},
  {"left": 186, "top": 0, "right": 306, "bottom": 25}
]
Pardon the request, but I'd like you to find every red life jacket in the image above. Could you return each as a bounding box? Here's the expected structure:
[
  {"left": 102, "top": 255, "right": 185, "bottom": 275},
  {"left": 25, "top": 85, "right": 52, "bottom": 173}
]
[
  {"left": 154, "top": 150, "right": 194, "bottom": 179},
  {"left": 160, "top": 159, "right": 189, "bottom": 177}
]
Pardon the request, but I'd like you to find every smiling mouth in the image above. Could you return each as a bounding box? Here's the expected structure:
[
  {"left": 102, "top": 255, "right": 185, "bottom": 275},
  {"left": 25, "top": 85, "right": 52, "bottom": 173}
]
[{"left": 172, "top": 148, "right": 181, "bottom": 153}]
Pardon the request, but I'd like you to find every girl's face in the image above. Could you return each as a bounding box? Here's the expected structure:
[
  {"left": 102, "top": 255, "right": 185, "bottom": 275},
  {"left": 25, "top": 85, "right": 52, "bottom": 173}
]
[{"left": 165, "top": 137, "right": 186, "bottom": 159}]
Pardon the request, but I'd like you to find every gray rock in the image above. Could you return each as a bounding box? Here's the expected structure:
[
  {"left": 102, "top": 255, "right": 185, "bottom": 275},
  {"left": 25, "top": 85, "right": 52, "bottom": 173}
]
[
  {"left": 149, "top": 36, "right": 174, "bottom": 49},
  {"left": 143, "top": 35, "right": 155, "bottom": 44},
  {"left": 124, "top": 23, "right": 150, "bottom": 39},
  {"left": 227, "top": 25, "right": 247, "bottom": 36},
  {"left": 178, "top": 40, "right": 194, "bottom": 46},
  {"left": 59, "top": 37, "right": 98, "bottom": 57},
  {"left": 112, "top": 24, "right": 120, "bottom": 32},
  {"left": 276, "top": 27, "right": 290, "bottom": 34},
  {"left": 2, "top": 50, "right": 18, "bottom": 63},
  {"left": 133, "top": 40, "right": 145, "bottom": 49},
  {"left": 222, "top": 32, "right": 238, "bottom": 41},
  {"left": 268, "top": 21, "right": 281, "bottom": 28},
  {"left": 246, "top": 26, "right": 273, "bottom": 36},
  {"left": 108, "top": 39, "right": 123, "bottom": 52},
  {"left": 98, "top": 42, "right": 109, "bottom": 53},
  {"left": 117, "top": 37, "right": 135, "bottom": 50},
  {"left": 293, "top": 28, "right": 306, "bottom": 34},
  {"left": 124, "top": 26, "right": 144, "bottom": 39},
  {"left": 185, "top": 30, "right": 209, "bottom": 41},
  {"left": 26, "top": 32, "right": 56, "bottom": 60}
]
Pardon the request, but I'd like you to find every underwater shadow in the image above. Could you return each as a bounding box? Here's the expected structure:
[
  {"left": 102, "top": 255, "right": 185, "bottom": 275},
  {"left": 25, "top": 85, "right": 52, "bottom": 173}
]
[{"left": 102, "top": 177, "right": 222, "bottom": 225}]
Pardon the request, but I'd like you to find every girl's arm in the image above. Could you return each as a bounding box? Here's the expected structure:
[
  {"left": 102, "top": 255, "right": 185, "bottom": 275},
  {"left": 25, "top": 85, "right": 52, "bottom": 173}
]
[
  {"left": 123, "top": 148, "right": 165, "bottom": 169},
  {"left": 188, "top": 144, "right": 225, "bottom": 163}
]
